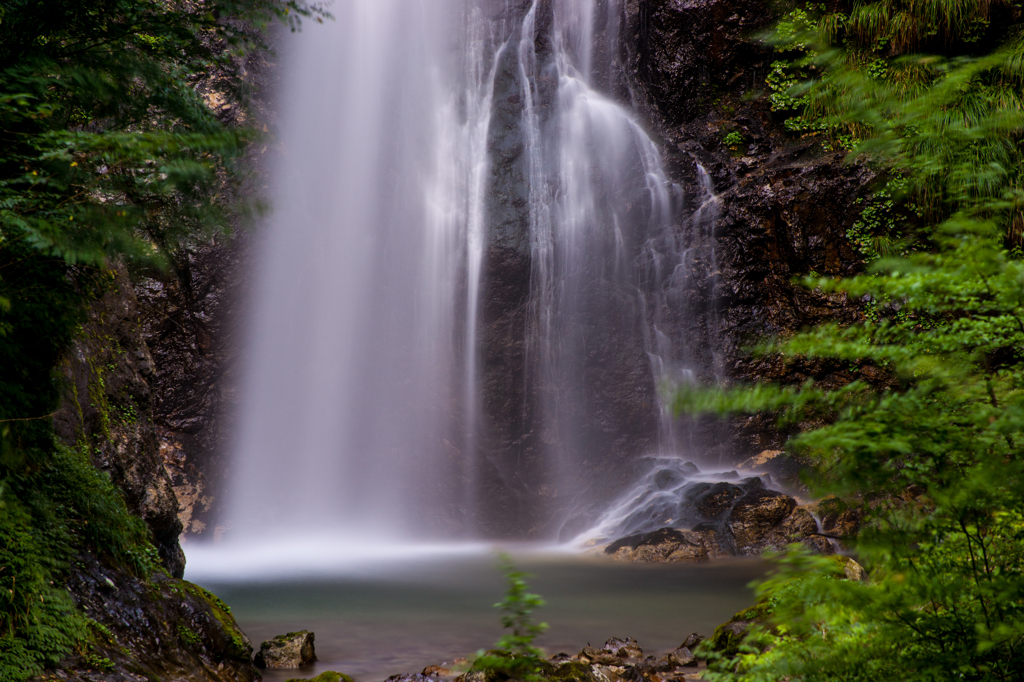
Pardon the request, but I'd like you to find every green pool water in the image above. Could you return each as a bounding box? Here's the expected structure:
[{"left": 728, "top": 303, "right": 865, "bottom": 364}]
[{"left": 193, "top": 549, "right": 764, "bottom": 682}]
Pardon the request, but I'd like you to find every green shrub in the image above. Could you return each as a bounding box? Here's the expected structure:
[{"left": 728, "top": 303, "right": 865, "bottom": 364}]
[{"left": 472, "top": 554, "right": 549, "bottom": 681}]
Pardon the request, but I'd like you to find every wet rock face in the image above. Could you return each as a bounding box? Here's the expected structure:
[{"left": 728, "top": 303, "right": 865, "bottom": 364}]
[
  {"left": 54, "top": 265, "right": 185, "bottom": 578},
  {"left": 629, "top": 0, "right": 777, "bottom": 128},
  {"left": 61, "top": 554, "right": 258, "bottom": 681},
  {"left": 135, "top": 235, "right": 249, "bottom": 540},
  {"left": 623, "top": 0, "right": 877, "bottom": 458},
  {"left": 475, "top": 2, "right": 659, "bottom": 537},
  {"left": 692, "top": 482, "right": 745, "bottom": 519},
  {"left": 729, "top": 489, "right": 798, "bottom": 550},
  {"left": 596, "top": 459, "right": 829, "bottom": 561},
  {"left": 605, "top": 527, "right": 710, "bottom": 563},
  {"left": 255, "top": 630, "right": 317, "bottom": 668}
]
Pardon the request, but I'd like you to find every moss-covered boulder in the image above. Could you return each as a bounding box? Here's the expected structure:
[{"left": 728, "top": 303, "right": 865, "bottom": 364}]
[
  {"left": 705, "top": 601, "right": 775, "bottom": 659},
  {"left": 48, "top": 554, "right": 259, "bottom": 681},
  {"left": 255, "top": 630, "right": 317, "bottom": 668},
  {"left": 546, "top": 661, "right": 599, "bottom": 682}
]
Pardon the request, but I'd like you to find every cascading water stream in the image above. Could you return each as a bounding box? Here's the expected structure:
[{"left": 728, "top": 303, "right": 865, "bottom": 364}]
[{"left": 219, "top": 0, "right": 717, "bottom": 549}]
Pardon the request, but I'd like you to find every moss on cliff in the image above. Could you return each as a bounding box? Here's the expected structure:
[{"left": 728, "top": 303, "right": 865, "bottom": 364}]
[{"left": 0, "top": 442, "right": 158, "bottom": 681}]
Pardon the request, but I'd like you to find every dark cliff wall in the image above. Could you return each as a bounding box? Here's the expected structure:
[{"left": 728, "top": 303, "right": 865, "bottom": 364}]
[
  {"left": 46, "top": 264, "right": 261, "bottom": 682},
  {"left": 54, "top": 265, "right": 185, "bottom": 577},
  {"left": 134, "top": 236, "right": 249, "bottom": 540},
  {"left": 624, "top": 0, "right": 875, "bottom": 459}
]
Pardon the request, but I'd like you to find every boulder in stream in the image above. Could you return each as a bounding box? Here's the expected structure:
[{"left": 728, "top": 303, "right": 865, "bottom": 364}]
[
  {"left": 255, "top": 630, "right": 317, "bottom": 668},
  {"left": 654, "top": 646, "right": 697, "bottom": 670},
  {"left": 679, "top": 633, "right": 705, "bottom": 650},
  {"left": 602, "top": 636, "right": 643, "bottom": 659},
  {"left": 728, "top": 489, "right": 797, "bottom": 551},
  {"left": 604, "top": 528, "right": 709, "bottom": 563}
]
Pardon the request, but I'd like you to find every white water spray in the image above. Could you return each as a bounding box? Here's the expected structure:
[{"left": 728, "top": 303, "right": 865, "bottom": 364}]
[{"left": 221, "top": 0, "right": 711, "bottom": 547}]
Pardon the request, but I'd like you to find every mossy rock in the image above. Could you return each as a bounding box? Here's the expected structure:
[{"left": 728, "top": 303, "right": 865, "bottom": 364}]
[
  {"left": 286, "top": 672, "right": 355, "bottom": 682},
  {"left": 706, "top": 600, "right": 774, "bottom": 659},
  {"left": 547, "top": 661, "right": 598, "bottom": 682},
  {"left": 177, "top": 580, "right": 251, "bottom": 660},
  {"left": 826, "top": 554, "right": 867, "bottom": 581},
  {"left": 469, "top": 651, "right": 555, "bottom": 682}
]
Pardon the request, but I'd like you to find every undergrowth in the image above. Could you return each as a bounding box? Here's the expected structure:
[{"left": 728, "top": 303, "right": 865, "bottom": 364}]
[{"left": 0, "top": 442, "right": 159, "bottom": 681}]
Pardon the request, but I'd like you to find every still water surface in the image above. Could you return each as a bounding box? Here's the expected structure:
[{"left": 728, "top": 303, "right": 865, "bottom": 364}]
[{"left": 192, "top": 548, "right": 764, "bottom": 682}]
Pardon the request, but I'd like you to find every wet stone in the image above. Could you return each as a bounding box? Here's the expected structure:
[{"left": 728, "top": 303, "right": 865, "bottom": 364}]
[
  {"left": 679, "top": 633, "right": 705, "bottom": 650},
  {"left": 387, "top": 675, "right": 436, "bottom": 682},
  {"left": 422, "top": 665, "right": 455, "bottom": 677},
  {"left": 738, "top": 476, "right": 764, "bottom": 490},
  {"left": 694, "top": 483, "right": 745, "bottom": 519},
  {"left": 285, "top": 673, "right": 354, "bottom": 682},
  {"left": 655, "top": 646, "right": 696, "bottom": 670},
  {"left": 579, "top": 647, "right": 622, "bottom": 665},
  {"left": 605, "top": 528, "right": 709, "bottom": 563},
  {"left": 255, "top": 630, "right": 316, "bottom": 668},
  {"left": 728, "top": 490, "right": 798, "bottom": 551},
  {"left": 654, "top": 468, "right": 685, "bottom": 489},
  {"left": 602, "top": 636, "right": 643, "bottom": 659}
]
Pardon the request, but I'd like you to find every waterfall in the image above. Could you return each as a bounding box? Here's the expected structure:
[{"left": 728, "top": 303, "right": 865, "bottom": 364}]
[
  {"left": 228, "top": 0, "right": 503, "bottom": 540},
  {"left": 223, "top": 0, "right": 711, "bottom": 543}
]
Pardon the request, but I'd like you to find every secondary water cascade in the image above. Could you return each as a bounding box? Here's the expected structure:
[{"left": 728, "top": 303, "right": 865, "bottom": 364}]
[{"left": 224, "top": 0, "right": 723, "bottom": 546}]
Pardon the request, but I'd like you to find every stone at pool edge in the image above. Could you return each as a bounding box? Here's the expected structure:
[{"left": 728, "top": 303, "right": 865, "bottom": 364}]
[
  {"left": 255, "top": 630, "right": 317, "bottom": 668},
  {"left": 286, "top": 673, "right": 355, "bottom": 682}
]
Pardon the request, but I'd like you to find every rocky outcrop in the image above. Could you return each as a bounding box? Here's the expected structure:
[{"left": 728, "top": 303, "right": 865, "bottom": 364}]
[
  {"left": 134, "top": 235, "right": 249, "bottom": 540},
  {"left": 57, "top": 554, "right": 258, "bottom": 682},
  {"left": 597, "top": 461, "right": 835, "bottom": 562},
  {"left": 585, "top": 456, "right": 833, "bottom": 560},
  {"left": 49, "top": 264, "right": 262, "bottom": 682},
  {"left": 54, "top": 264, "right": 185, "bottom": 578},
  {"left": 605, "top": 528, "right": 710, "bottom": 562},
  {"left": 604, "top": 502, "right": 831, "bottom": 563}
]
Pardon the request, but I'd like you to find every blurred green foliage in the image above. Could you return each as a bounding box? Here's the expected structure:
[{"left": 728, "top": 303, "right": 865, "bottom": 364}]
[{"left": 679, "top": 2, "right": 1024, "bottom": 679}]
